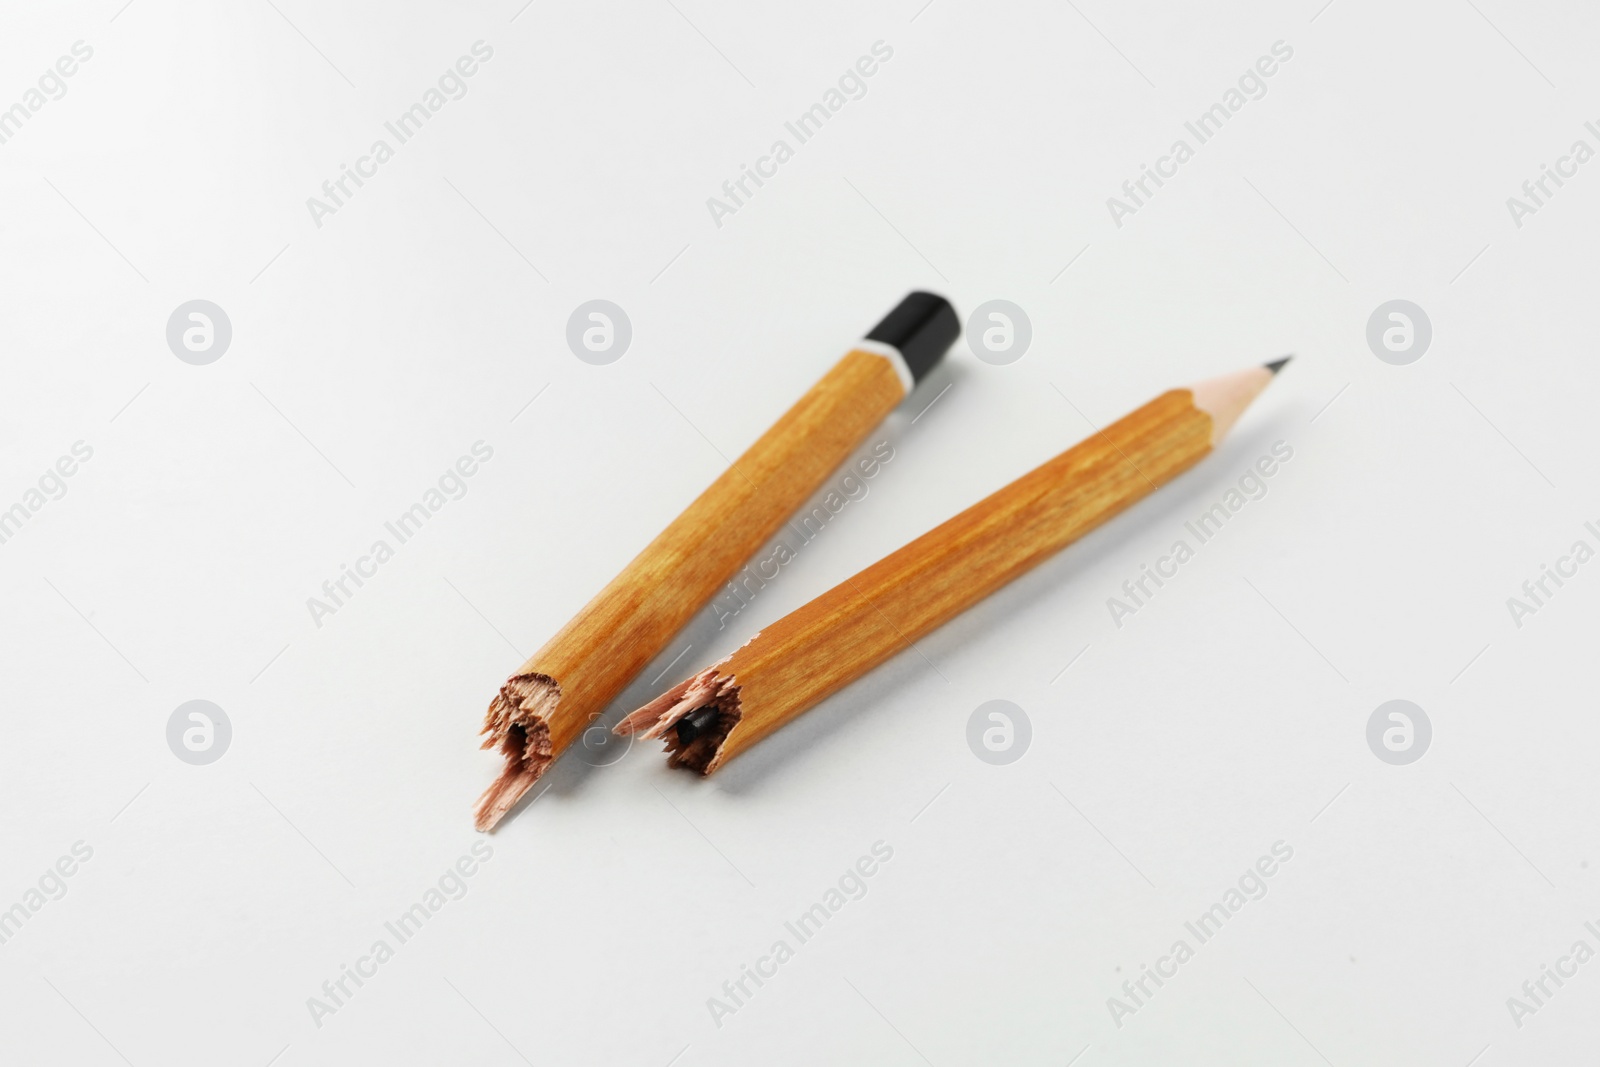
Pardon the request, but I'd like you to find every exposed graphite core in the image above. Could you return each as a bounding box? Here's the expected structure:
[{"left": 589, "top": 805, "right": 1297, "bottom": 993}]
[
  {"left": 674, "top": 706, "right": 721, "bottom": 745},
  {"left": 1263, "top": 355, "right": 1292, "bottom": 375},
  {"left": 474, "top": 673, "right": 559, "bottom": 831},
  {"left": 615, "top": 667, "right": 743, "bottom": 775}
]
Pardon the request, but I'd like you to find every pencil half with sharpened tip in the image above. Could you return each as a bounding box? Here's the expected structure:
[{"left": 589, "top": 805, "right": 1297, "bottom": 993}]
[{"left": 618, "top": 360, "right": 1287, "bottom": 775}]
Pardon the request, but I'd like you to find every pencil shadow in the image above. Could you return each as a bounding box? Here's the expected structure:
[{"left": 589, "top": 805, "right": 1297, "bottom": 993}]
[
  {"left": 706, "top": 648, "right": 932, "bottom": 796},
  {"left": 684, "top": 413, "right": 1298, "bottom": 797}
]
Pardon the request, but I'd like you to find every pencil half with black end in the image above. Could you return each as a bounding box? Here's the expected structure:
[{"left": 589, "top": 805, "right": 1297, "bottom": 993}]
[
  {"left": 474, "top": 292, "right": 960, "bottom": 830},
  {"left": 618, "top": 359, "right": 1289, "bottom": 773}
]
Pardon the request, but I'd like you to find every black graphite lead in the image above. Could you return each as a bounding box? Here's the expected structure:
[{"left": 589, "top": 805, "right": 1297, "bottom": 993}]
[{"left": 675, "top": 706, "right": 721, "bottom": 745}]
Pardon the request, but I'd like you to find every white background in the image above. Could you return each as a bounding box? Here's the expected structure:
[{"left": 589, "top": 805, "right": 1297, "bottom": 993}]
[{"left": 1, "top": 0, "right": 1595, "bottom": 1063}]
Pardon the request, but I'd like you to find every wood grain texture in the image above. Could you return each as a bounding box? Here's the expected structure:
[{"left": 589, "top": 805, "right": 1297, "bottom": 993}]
[
  {"left": 620, "top": 388, "right": 1215, "bottom": 773},
  {"left": 475, "top": 349, "right": 906, "bottom": 827}
]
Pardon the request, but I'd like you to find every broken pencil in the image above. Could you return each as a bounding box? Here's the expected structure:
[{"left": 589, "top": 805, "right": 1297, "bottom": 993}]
[
  {"left": 617, "top": 359, "right": 1289, "bottom": 774},
  {"left": 474, "top": 292, "right": 960, "bottom": 830}
]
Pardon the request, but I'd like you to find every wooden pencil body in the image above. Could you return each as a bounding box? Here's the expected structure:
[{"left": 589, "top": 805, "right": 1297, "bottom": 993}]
[
  {"left": 509, "top": 349, "right": 904, "bottom": 754},
  {"left": 714, "top": 389, "right": 1212, "bottom": 762}
]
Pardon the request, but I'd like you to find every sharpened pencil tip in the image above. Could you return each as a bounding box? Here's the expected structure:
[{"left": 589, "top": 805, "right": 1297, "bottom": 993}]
[{"left": 1189, "top": 361, "right": 1282, "bottom": 445}]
